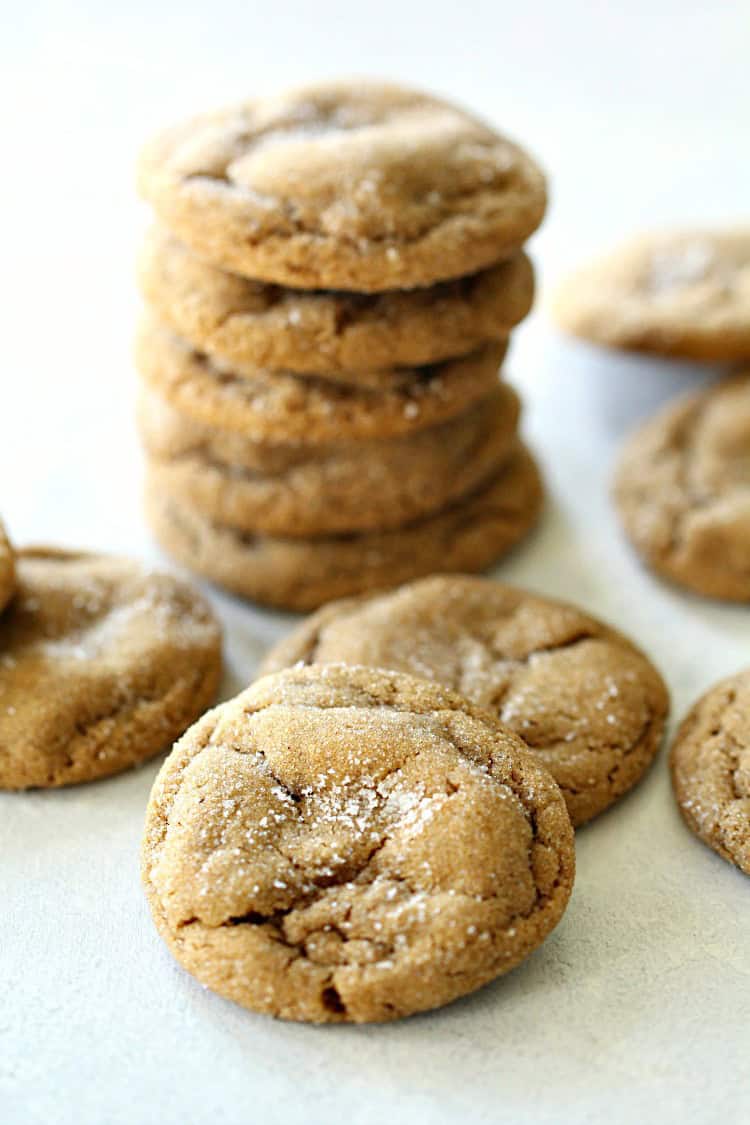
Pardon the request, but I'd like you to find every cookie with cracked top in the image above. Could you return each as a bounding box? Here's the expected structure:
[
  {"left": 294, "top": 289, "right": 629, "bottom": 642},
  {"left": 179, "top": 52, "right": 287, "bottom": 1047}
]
[
  {"left": 0, "top": 548, "right": 222, "bottom": 789},
  {"left": 139, "top": 225, "right": 534, "bottom": 377},
  {"left": 0, "top": 519, "right": 15, "bottom": 614},
  {"left": 553, "top": 228, "right": 750, "bottom": 361},
  {"left": 670, "top": 668, "right": 750, "bottom": 876},
  {"left": 137, "top": 80, "right": 547, "bottom": 292},
  {"left": 141, "top": 662, "right": 575, "bottom": 1023},
  {"left": 614, "top": 372, "right": 750, "bottom": 601},
  {"left": 144, "top": 445, "right": 544, "bottom": 612},
  {"left": 261, "top": 575, "right": 669, "bottom": 826},
  {"left": 136, "top": 315, "right": 507, "bottom": 445}
]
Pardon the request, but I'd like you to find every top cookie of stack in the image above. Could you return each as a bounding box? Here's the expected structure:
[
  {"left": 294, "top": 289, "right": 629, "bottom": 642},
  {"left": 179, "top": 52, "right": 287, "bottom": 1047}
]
[{"left": 136, "top": 81, "right": 547, "bottom": 610}]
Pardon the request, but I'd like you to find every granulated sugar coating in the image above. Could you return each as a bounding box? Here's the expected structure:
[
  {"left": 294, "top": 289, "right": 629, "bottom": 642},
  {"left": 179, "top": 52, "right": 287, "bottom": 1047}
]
[
  {"left": 139, "top": 225, "right": 534, "bottom": 379},
  {"left": 261, "top": 576, "right": 670, "bottom": 825},
  {"left": 0, "top": 548, "right": 222, "bottom": 788},
  {"left": 137, "top": 81, "right": 547, "bottom": 292},
  {"left": 135, "top": 314, "right": 506, "bottom": 445},
  {"left": 670, "top": 667, "right": 750, "bottom": 876},
  {"left": 141, "top": 663, "right": 575, "bottom": 1023},
  {"left": 0, "top": 518, "right": 15, "bottom": 614}
]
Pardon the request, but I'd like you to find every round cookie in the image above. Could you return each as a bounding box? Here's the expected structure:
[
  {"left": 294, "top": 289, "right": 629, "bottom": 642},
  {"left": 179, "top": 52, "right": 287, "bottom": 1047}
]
[
  {"left": 0, "top": 549, "right": 222, "bottom": 789},
  {"left": 136, "top": 317, "right": 506, "bottom": 445},
  {"left": 0, "top": 519, "right": 15, "bottom": 614},
  {"left": 139, "top": 226, "right": 535, "bottom": 378},
  {"left": 137, "top": 379, "right": 520, "bottom": 476},
  {"left": 138, "top": 80, "right": 547, "bottom": 292},
  {"left": 141, "top": 386, "right": 521, "bottom": 537},
  {"left": 261, "top": 576, "right": 669, "bottom": 826},
  {"left": 553, "top": 228, "right": 750, "bottom": 361},
  {"left": 142, "top": 662, "right": 575, "bottom": 1023},
  {"left": 670, "top": 668, "right": 750, "bottom": 875},
  {"left": 614, "top": 372, "right": 750, "bottom": 601},
  {"left": 144, "top": 444, "right": 544, "bottom": 612}
]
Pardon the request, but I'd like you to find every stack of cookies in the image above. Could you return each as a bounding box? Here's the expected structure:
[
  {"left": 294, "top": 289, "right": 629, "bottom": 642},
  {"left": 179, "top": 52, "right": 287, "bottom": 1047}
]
[{"left": 136, "top": 81, "right": 548, "bottom": 610}]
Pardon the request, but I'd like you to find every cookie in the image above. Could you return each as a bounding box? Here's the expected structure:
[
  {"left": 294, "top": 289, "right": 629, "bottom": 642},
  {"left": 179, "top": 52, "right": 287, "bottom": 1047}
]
[
  {"left": 142, "top": 662, "right": 574, "bottom": 1022},
  {"left": 614, "top": 372, "right": 750, "bottom": 601},
  {"left": 138, "top": 80, "right": 547, "bottom": 292},
  {"left": 136, "top": 317, "right": 506, "bottom": 445},
  {"left": 141, "top": 385, "right": 521, "bottom": 537},
  {"left": 261, "top": 576, "right": 669, "bottom": 826},
  {"left": 0, "top": 519, "right": 15, "bottom": 614},
  {"left": 0, "top": 549, "right": 222, "bottom": 789},
  {"left": 139, "top": 226, "right": 535, "bottom": 377},
  {"left": 670, "top": 668, "right": 750, "bottom": 875},
  {"left": 144, "top": 444, "right": 544, "bottom": 611},
  {"left": 553, "top": 229, "right": 750, "bottom": 360}
]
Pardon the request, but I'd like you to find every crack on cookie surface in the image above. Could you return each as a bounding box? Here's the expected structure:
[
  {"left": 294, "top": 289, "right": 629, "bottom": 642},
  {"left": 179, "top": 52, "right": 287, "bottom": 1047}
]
[{"left": 142, "top": 666, "right": 574, "bottom": 1020}]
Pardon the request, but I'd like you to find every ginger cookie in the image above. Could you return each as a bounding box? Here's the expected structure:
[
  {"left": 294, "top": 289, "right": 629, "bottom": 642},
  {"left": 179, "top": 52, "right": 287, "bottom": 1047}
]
[
  {"left": 0, "top": 519, "right": 15, "bottom": 614},
  {"left": 261, "top": 576, "right": 669, "bottom": 826},
  {"left": 137, "top": 379, "right": 520, "bottom": 477},
  {"left": 144, "top": 445, "right": 544, "bottom": 611},
  {"left": 136, "top": 317, "right": 506, "bottom": 445},
  {"left": 670, "top": 668, "right": 750, "bottom": 876},
  {"left": 553, "top": 228, "right": 750, "bottom": 361},
  {"left": 614, "top": 372, "right": 750, "bottom": 601},
  {"left": 142, "top": 662, "right": 575, "bottom": 1023},
  {"left": 138, "top": 80, "right": 547, "bottom": 292},
  {"left": 0, "top": 549, "right": 222, "bottom": 789},
  {"left": 139, "top": 225, "right": 534, "bottom": 377},
  {"left": 140, "top": 386, "right": 521, "bottom": 537}
]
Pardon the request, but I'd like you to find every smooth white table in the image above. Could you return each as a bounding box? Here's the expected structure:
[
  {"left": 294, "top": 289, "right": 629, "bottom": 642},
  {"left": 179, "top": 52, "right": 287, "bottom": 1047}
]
[{"left": 1, "top": 3, "right": 748, "bottom": 1123}]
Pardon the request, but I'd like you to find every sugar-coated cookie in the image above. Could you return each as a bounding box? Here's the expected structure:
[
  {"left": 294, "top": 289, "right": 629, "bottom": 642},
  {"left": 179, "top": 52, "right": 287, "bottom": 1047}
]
[
  {"left": 136, "top": 316, "right": 506, "bottom": 445},
  {"left": 261, "top": 575, "right": 669, "bottom": 825},
  {"left": 670, "top": 668, "right": 750, "bottom": 875},
  {"left": 142, "top": 663, "right": 574, "bottom": 1022},
  {"left": 139, "top": 226, "right": 534, "bottom": 377},
  {"left": 138, "top": 81, "right": 546, "bottom": 292},
  {"left": 614, "top": 373, "right": 750, "bottom": 601},
  {"left": 141, "top": 385, "right": 520, "bottom": 537},
  {"left": 145, "top": 445, "right": 544, "bottom": 611},
  {"left": 0, "top": 549, "right": 222, "bottom": 788},
  {"left": 554, "top": 229, "right": 750, "bottom": 361}
]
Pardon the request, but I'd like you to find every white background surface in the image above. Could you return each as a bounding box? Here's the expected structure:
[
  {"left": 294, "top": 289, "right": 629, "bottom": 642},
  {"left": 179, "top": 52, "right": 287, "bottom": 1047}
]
[{"left": 1, "top": 3, "right": 748, "bottom": 1123}]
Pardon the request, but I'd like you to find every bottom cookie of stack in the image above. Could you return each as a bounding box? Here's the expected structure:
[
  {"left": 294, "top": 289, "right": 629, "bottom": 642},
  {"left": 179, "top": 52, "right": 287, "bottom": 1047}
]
[{"left": 145, "top": 443, "right": 544, "bottom": 611}]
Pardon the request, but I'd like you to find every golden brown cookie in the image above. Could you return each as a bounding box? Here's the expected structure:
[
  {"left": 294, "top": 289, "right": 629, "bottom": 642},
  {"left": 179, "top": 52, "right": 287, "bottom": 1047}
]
[
  {"left": 139, "top": 226, "right": 534, "bottom": 377},
  {"left": 0, "top": 519, "right": 15, "bottom": 614},
  {"left": 140, "top": 385, "right": 521, "bottom": 537},
  {"left": 142, "top": 662, "right": 575, "bottom": 1023},
  {"left": 261, "top": 576, "right": 669, "bottom": 826},
  {"left": 144, "top": 444, "right": 544, "bottom": 611},
  {"left": 138, "top": 81, "right": 547, "bottom": 292},
  {"left": 137, "top": 379, "right": 520, "bottom": 477},
  {"left": 614, "top": 372, "right": 750, "bottom": 601},
  {"left": 136, "top": 317, "right": 506, "bottom": 445},
  {"left": 0, "top": 549, "right": 222, "bottom": 789},
  {"left": 553, "top": 229, "right": 750, "bottom": 360},
  {"left": 670, "top": 668, "right": 750, "bottom": 876}
]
